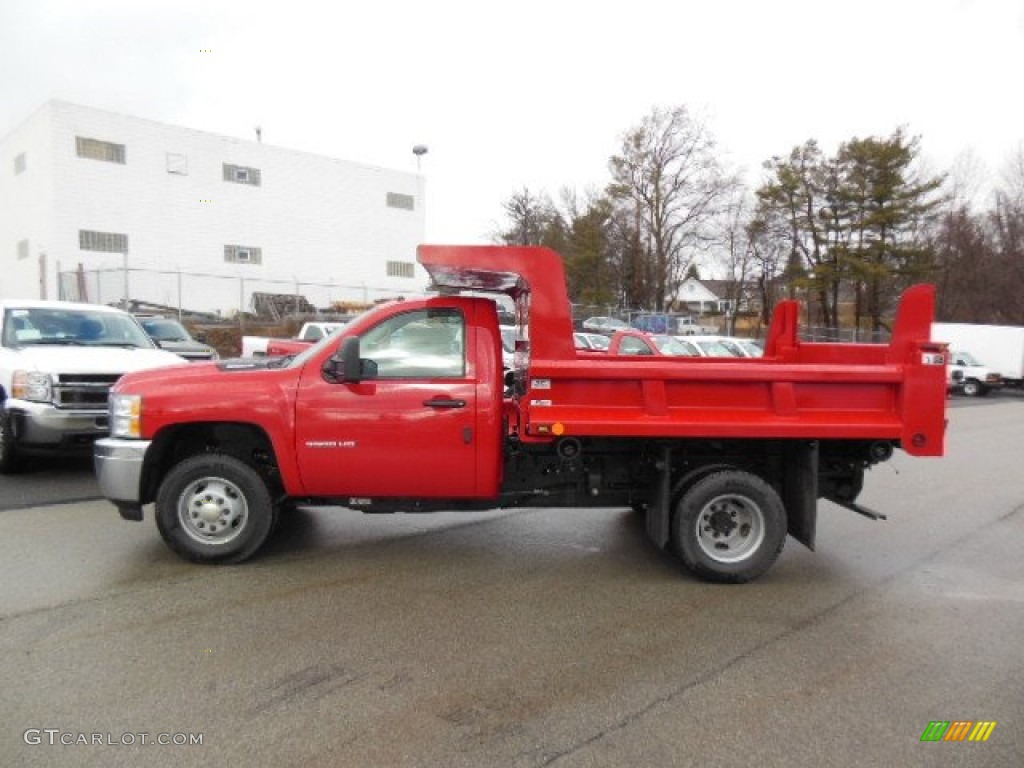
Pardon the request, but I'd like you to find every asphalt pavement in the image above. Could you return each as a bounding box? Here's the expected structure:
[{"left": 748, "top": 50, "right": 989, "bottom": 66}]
[{"left": 0, "top": 397, "right": 1022, "bottom": 767}]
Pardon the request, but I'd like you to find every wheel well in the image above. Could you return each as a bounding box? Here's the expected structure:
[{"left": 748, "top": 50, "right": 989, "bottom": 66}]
[
  {"left": 142, "top": 422, "right": 281, "bottom": 505},
  {"left": 660, "top": 441, "right": 819, "bottom": 552},
  {"left": 670, "top": 462, "right": 742, "bottom": 501}
]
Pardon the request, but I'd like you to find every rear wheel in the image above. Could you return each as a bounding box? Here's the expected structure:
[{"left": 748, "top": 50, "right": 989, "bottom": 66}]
[
  {"left": 672, "top": 470, "right": 786, "bottom": 583},
  {"left": 155, "top": 453, "right": 276, "bottom": 563}
]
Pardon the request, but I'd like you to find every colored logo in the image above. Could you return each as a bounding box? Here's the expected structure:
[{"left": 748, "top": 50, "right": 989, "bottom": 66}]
[{"left": 920, "top": 721, "right": 997, "bottom": 742}]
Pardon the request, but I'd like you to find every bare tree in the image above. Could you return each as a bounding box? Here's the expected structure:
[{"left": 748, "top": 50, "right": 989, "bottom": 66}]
[
  {"left": 745, "top": 208, "right": 790, "bottom": 329},
  {"left": 715, "top": 190, "right": 758, "bottom": 335},
  {"left": 999, "top": 143, "right": 1024, "bottom": 207},
  {"left": 608, "top": 106, "right": 737, "bottom": 310},
  {"left": 493, "top": 187, "right": 559, "bottom": 246},
  {"left": 931, "top": 147, "right": 1024, "bottom": 324}
]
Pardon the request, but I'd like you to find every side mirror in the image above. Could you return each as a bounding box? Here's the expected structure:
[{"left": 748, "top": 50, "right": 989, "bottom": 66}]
[{"left": 326, "top": 336, "right": 377, "bottom": 382}]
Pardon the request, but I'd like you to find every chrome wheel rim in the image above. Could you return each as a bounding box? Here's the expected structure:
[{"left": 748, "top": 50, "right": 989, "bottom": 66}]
[
  {"left": 694, "top": 493, "right": 766, "bottom": 563},
  {"left": 178, "top": 476, "right": 248, "bottom": 545}
]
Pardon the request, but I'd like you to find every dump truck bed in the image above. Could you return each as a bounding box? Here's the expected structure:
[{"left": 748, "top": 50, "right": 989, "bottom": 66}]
[{"left": 419, "top": 245, "right": 947, "bottom": 457}]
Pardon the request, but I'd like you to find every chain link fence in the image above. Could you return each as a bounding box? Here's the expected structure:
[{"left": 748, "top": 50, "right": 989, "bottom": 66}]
[
  {"left": 800, "top": 326, "right": 891, "bottom": 344},
  {"left": 57, "top": 266, "right": 428, "bottom": 323},
  {"left": 570, "top": 304, "right": 729, "bottom": 334},
  {"left": 58, "top": 266, "right": 890, "bottom": 350}
]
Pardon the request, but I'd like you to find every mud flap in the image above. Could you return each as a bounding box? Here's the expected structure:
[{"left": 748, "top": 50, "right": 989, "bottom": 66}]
[
  {"left": 646, "top": 445, "right": 672, "bottom": 549},
  {"left": 783, "top": 440, "right": 818, "bottom": 551}
]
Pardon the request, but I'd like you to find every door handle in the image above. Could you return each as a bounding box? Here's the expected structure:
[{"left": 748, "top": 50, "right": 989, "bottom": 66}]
[{"left": 423, "top": 397, "right": 466, "bottom": 408}]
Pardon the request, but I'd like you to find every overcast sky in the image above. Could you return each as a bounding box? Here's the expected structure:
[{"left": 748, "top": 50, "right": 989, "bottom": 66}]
[{"left": 2, "top": 0, "right": 1022, "bottom": 244}]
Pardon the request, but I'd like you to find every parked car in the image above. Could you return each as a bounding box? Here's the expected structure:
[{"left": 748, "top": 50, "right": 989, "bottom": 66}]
[
  {"left": 681, "top": 335, "right": 744, "bottom": 357},
  {"left": 606, "top": 330, "right": 701, "bottom": 357},
  {"left": 137, "top": 316, "right": 218, "bottom": 362},
  {"left": 715, "top": 337, "right": 763, "bottom": 358},
  {"left": 1, "top": 300, "right": 186, "bottom": 472},
  {"left": 574, "top": 332, "right": 610, "bottom": 351},
  {"left": 581, "top": 316, "right": 631, "bottom": 334},
  {"left": 242, "top": 321, "right": 348, "bottom": 357},
  {"left": 654, "top": 335, "right": 701, "bottom": 356}
]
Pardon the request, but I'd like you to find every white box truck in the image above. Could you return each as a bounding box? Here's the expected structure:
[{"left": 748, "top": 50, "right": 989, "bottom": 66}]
[{"left": 932, "top": 323, "right": 1024, "bottom": 394}]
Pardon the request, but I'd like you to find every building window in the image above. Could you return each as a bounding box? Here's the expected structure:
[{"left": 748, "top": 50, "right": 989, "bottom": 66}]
[
  {"left": 386, "top": 192, "right": 415, "bottom": 211},
  {"left": 223, "top": 163, "right": 261, "bottom": 186},
  {"left": 14, "top": 153, "right": 26, "bottom": 175},
  {"left": 386, "top": 260, "right": 415, "bottom": 279},
  {"left": 166, "top": 153, "right": 188, "bottom": 175},
  {"left": 75, "top": 137, "right": 126, "bottom": 164},
  {"left": 17, "top": 240, "right": 29, "bottom": 260},
  {"left": 224, "top": 244, "right": 263, "bottom": 264},
  {"left": 79, "top": 230, "right": 129, "bottom": 253}
]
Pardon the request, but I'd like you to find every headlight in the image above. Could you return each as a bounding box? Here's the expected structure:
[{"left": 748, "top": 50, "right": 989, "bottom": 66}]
[
  {"left": 11, "top": 370, "right": 52, "bottom": 402},
  {"left": 110, "top": 393, "right": 143, "bottom": 438}
]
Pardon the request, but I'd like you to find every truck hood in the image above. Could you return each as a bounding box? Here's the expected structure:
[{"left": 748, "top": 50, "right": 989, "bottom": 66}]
[
  {"left": 11, "top": 345, "right": 188, "bottom": 373},
  {"left": 113, "top": 355, "right": 290, "bottom": 392}
]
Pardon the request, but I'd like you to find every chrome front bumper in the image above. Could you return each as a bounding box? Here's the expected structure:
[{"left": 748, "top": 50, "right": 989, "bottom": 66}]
[
  {"left": 94, "top": 438, "right": 151, "bottom": 517},
  {"left": 6, "top": 398, "right": 108, "bottom": 448}
]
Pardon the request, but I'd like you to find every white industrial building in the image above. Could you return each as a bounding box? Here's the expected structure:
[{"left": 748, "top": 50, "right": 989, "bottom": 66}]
[{"left": 0, "top": 100, "right": 428, "bottom": 315}]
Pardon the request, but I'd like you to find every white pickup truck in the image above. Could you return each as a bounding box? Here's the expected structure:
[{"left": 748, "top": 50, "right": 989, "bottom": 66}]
[
  {"left": 241, "top": 321, "right": 347, "bottom": 357},
  {"left": 945, "top": 350, "right": 1003, "bottom": 397},
  {"left": 933, "top": 322, "right": 1024, "bottom": 391},
  {"left": 0, "top": 300, "right": 186, "bottom": 472}
]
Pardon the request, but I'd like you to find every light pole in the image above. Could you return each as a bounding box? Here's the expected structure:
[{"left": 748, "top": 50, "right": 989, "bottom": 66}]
[
  {"left": 412, "top": 144, "right": 428, "bottom": 172},
  {"left": 412, "top": 145, "right": 429, "bottom": 245}
]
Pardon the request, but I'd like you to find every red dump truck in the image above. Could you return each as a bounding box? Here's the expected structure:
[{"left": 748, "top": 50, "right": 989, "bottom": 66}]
[{"left": 95, "top": 245, "right": 948, "bottom": 582}]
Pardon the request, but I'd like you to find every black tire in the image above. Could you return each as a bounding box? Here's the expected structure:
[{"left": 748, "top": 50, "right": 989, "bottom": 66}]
[
  {"left": 672, "top": 470, "right": 786, "bottom": 584},
  {"left": 0, "top": 407, "right": 22, "bottom": 475},
  {"left": 155, "top": 453, "right": 276, "bottom": 563},
  {"left": 961, "top": 379, "right": 983, "bottom": 397}
]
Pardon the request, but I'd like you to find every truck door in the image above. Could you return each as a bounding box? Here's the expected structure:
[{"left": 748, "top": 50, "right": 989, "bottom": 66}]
[{"left": 294, "top": 305, "right": 482, "bottom": 498}]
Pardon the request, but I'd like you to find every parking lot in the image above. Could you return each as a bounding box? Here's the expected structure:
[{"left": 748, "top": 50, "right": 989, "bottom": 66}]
[{"left": 1, "top": 395, "right": 1022, "bottom": 767}]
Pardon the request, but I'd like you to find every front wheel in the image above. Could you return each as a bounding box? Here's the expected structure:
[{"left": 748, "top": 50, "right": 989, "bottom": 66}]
[
  {"left": 155, "top": 453, "right": 276, "bottom": 563},
  {"left": 672, "top": 470, "right": 786, "bottom": 583},
  {"left": 961, "top": 378, "right": 986, "bottom": 397},
  {"left": 0, "top": 408, "right": 22, "bottom": 474}
]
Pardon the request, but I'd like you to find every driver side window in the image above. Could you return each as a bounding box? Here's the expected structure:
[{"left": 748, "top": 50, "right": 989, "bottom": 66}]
[{"left": 360, "top": 308, "right": 465, "bottom": 379}]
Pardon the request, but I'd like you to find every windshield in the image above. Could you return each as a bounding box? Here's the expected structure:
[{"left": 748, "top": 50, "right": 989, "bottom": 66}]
[
  {"left": 140, "top": 318, "right": 191, "bottom": 342},
  {"left": 3, "top": 307, "right": 156, "bottom": 349},
  {"left": 954, "top": 351, "right": 982, "bottom": 366}
]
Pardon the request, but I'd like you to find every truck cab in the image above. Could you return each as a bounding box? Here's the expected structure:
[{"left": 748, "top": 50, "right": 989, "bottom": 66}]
[{"left": 947, "top": 350, "right": 1002, "bottom": 397}]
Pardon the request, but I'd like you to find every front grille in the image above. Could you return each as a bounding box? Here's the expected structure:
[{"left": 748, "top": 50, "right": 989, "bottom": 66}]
[{"left": 53, "top": 374, "right": 122, "bottom": 409}]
